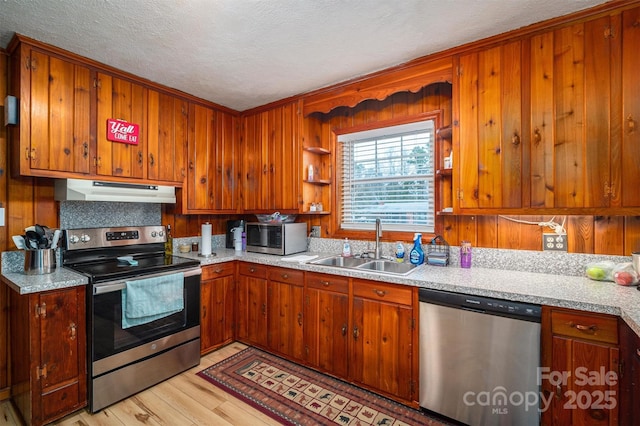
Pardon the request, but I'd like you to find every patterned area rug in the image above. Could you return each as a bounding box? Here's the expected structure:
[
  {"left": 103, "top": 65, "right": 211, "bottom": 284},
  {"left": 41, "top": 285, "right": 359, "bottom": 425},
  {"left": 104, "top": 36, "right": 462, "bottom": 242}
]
[{"left": 197, "top": 347, "right": 448, "bottom": 426}]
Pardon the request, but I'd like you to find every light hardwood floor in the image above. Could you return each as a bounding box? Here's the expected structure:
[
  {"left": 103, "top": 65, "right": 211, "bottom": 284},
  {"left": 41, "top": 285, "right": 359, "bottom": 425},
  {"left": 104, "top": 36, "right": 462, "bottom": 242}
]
[{"left": 0, "top": 343, "right": 282, "bottom": 426}]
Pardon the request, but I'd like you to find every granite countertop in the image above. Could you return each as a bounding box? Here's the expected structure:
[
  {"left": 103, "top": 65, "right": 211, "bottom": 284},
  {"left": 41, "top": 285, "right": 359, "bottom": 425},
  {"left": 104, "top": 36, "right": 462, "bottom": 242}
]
[{"left": 4, "top": 248, "right": 640, "bottom": 337}]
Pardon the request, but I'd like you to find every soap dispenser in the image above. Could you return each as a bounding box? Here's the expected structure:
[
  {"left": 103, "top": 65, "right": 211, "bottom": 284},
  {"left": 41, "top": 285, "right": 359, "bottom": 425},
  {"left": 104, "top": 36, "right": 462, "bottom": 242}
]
[
  {"left": 342, "top": 238, "right": 352, "bottom": 257},
  {"left": 409, "top": 233, "right": 424, "bottom": 265}
]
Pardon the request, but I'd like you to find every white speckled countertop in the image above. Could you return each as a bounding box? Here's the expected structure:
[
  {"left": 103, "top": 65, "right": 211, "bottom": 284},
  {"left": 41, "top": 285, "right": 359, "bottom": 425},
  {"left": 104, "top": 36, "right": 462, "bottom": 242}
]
[{"left": 3, "top": 246, "right": 640, "bottom": 338}]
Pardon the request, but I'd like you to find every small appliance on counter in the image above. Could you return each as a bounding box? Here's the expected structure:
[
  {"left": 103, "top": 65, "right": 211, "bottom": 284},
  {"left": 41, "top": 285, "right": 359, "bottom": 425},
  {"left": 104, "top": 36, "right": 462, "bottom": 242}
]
[{"left": 245, "top": 222, "right": 307, "bottom": 255}]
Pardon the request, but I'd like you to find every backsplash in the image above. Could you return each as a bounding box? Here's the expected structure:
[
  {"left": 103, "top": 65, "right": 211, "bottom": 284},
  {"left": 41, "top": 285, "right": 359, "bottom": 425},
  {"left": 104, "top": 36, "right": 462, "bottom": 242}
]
[{"left": 59, "top": 201, "right": 161, "bottom": 229}]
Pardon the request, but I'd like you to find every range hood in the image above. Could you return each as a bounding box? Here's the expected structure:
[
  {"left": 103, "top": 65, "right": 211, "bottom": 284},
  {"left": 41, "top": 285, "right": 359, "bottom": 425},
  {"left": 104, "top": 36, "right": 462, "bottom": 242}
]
[{"left": 55, "top": 179, "right": 176, "bottom": 203}]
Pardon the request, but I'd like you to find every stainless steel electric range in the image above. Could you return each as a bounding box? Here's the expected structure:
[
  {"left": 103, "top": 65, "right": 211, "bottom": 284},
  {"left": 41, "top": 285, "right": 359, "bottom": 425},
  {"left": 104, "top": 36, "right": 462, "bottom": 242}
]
[{"left": 62, "top": 226, "right": 202, "bottom": 412}]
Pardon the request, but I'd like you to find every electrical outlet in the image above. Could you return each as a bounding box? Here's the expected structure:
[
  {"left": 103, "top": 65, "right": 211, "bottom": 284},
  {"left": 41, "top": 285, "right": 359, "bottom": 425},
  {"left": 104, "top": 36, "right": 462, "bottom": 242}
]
[
  {"left": 311, "top": 226, "right": 321, "bottom": 238},
  {"left": 543, "top": 233, "right": 567, "bottom": 252}
]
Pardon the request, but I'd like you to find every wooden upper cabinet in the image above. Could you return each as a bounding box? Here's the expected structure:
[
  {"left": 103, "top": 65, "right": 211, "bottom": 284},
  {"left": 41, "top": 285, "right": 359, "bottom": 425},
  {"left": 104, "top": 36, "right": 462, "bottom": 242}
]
[
  {"left": 241, "top": 101, "right": 300, "bottom": 212},
  {"left": 147, "top": 90, "right": 188, "bottom": 184},
  {"left": 10, "top": 46, "right": 92, "bottom": 176},
  {"left": 95, "top": 73, "right": 146, "bottom": 179},
  {"left": 455, "top": 5, "right": 640, "bottom": 214},
  {"left": 455, "top": 41, "right": 523, "bottom": 210},
  {"left": 621, "top": 6, "right": 640, "bottom": 207},
  {"left": 184, "top": 103, "right": 238, "bottom": 213}
]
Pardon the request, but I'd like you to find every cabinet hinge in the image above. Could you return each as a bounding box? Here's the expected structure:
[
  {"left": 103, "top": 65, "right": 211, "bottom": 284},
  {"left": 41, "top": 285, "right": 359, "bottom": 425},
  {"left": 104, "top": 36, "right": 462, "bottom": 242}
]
[
  {"left": 603, "top": 182, "right": 615, "bottom": 198},
  {"left": 457, "top": 188, "right": 464, "bottom": 200},
  {"left": 93, "top": 78, "right": 102, "bottom": 89},
  {"left": 456, "top": 65, "right": 463, "bottom": 76},
  {"left": 26, "top": 56, "right": 37, "bottom": 71},
  {"left": 36, "top": 364, "right": 47, "bottom": 380},
  {"left": 604, "top": 26, "right": 615, "bottom": 39},
  {"left": 35, "top": 302, "right": 47, "bottom": 318}
]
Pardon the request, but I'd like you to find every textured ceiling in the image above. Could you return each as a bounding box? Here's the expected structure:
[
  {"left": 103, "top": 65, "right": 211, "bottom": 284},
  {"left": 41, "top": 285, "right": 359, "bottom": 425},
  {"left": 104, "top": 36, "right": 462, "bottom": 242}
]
[{"left": 1, "top": 0, "right": 609, "bottom": 111}]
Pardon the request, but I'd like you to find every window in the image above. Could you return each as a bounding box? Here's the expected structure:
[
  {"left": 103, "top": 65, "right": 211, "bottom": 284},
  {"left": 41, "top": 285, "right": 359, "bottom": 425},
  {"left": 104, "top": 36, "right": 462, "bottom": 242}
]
[{"left": 338, "top": 120, "right": 435, "bottom": 233}]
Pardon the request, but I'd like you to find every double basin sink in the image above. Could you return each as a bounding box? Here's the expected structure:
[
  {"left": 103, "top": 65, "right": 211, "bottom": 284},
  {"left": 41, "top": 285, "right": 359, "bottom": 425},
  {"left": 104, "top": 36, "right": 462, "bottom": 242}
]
[{"left": 308, "top": 255, "right": 418, "bottom": 276}]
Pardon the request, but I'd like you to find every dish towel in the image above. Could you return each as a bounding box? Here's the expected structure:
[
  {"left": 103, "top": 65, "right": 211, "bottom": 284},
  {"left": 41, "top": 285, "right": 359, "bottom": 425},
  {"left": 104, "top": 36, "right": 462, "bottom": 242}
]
[{"left": 122, "top": 272, "right": 184, "bottom": 329}]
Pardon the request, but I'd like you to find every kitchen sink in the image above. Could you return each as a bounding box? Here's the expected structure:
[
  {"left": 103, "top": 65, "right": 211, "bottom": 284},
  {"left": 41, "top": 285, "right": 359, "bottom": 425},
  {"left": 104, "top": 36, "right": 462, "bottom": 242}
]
[
  {"left": 356, "top": 260, "right": 417, "bottom": 275},
  {"left": 309, "top": 255, "right": 418, "bottom": 276},
  {"left": 310, "top": 256, "right": 369, "bottom": 267}
]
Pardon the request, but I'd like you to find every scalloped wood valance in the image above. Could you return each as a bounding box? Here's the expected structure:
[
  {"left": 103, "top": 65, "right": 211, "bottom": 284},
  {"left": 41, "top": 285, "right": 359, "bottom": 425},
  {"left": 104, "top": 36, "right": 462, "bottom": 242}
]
[{"left": 301, "top": 56, "right": 452, "bottom": 116}]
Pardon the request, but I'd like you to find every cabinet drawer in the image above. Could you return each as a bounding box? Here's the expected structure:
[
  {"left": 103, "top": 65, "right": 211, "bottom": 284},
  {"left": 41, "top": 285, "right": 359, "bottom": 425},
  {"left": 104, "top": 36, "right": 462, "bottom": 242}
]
[
  {"left": 306, "top": 272, "right": 349, "bottom": 293},
  {"left": 238, "top": 262, "right": 267, "bottom": 279},
  {"left": 201, "top": 262, "right": 235, "bottom": 281},
  {"left": 353, "top": 280, "right": 412, "bottom": 305},
  {"left": 551, "top": 309, "right": 618, "bottom": 345},
  {"left": 268, "top": 267, "right": 304, "bottom": 286}
]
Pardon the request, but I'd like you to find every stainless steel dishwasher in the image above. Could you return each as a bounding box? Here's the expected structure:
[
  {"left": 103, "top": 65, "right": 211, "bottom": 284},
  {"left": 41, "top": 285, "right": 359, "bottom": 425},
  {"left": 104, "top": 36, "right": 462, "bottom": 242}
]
[{"left": 419, "top": 288, "right": 542, "bottom": 426}]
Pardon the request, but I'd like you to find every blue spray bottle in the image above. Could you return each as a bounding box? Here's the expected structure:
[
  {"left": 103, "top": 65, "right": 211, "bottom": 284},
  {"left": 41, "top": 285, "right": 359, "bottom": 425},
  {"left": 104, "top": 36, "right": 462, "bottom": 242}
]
[{"left": 409, "top": 233, "right": 424, "bottom": 265}]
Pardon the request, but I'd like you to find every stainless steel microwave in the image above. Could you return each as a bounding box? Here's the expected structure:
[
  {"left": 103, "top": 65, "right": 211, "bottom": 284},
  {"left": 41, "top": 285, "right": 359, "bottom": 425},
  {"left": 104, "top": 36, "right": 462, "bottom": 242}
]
[{"left": 245, "top": 222, "right": 307, "bottom": 255}]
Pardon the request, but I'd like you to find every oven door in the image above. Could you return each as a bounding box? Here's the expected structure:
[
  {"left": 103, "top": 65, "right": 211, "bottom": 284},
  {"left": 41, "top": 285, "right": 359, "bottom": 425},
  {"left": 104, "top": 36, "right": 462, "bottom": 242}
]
[{"left": 89, "top": 267, "right": 201, "bottom": 375}]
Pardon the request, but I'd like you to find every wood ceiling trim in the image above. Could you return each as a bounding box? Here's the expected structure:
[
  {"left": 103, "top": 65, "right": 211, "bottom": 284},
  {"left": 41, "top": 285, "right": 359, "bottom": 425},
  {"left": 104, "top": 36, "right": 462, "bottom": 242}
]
[{"left": 301, "top": 56, "right": 452, "bottom": 116}]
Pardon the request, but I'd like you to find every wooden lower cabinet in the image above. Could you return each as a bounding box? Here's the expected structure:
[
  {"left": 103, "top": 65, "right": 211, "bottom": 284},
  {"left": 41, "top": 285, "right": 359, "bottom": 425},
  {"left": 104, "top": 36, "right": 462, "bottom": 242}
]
[
  {"left": 350, "top": 279, "right": 416, "bottom": 403},
  {"left": 236, "top": 262, "right": 269, "bottom": 347},
  {"left": 541, "top": 306, "right": 620, "bottom": 426},
  {"left": 9, "top": 286, "right": 87, "bottom": 426},
  {"left": 267, "top": 267, "right": 305, "bottom": 360},
  {"left": 304, "top": 272, "right": 349, "bottom": 378},
  {"left": 619, "top": 319, "right": 640, "bottom": 425},
  {"left": 200, "top": 262, "right": 235, "bottom": 354}
]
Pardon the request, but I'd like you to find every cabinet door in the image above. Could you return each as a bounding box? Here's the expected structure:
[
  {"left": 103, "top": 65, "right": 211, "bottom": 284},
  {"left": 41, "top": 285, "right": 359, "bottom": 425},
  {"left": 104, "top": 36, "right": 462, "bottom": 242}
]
[
  {"left": 36, "top": 287, "right": 87, "bottom": 423},
  {"left": 619, "top": 320, "right": 640, "bottom": 425},
  {"left": 147, "top": 90, "right": 187, "bottom": 184},
  {"left": 236, "top": 265, "right": 268, "bottom": 347},
  {"left": 242, "top": 102, "right": 300, "bottom": 211},
  {"left": 96, "top": 73, "right": 146, "bottom": 178},
  {"left": 549, "top": 336, "right": 619, "bottom": 426},
  {"left": 350, "top": 281, "right": 415, "bottom": 401},
  {"left": 456, "top": 41, "right": 523, "bottom": 210},
  {"left": 22, "top": 49, "right": 91, "bottom": 175},
  {"left": 621, "top": 6, "right": 640, "bottom": 207},
  {"left": 267, "top": 268, "right": 304, "bottom": 360},
  {"left": 200, "top": 264, "right": 235, "bottom": 354},
  {"left": 187, "top": 103, "right": 215, "bottom": 210},
  {"left": 304, "top": 273, "right": 349, "bottom": 377}
]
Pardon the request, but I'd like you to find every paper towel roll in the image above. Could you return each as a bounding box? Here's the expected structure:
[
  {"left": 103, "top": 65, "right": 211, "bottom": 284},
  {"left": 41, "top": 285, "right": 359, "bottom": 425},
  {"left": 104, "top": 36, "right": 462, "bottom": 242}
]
[{"left": 201, "top": 222, "right": 212, "bottom": 256}]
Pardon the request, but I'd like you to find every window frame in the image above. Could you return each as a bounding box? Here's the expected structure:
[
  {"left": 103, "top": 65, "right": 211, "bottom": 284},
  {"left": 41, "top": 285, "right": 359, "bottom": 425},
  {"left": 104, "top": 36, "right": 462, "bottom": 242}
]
[{"left": 331, "top": 111, "right": 443, "bottom": 242}]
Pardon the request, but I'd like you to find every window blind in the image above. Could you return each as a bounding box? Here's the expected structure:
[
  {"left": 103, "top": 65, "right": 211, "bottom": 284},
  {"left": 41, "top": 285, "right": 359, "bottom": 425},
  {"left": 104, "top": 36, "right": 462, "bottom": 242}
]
[{"left": 339, "top": 124, "right": 435, "bottom": 233}]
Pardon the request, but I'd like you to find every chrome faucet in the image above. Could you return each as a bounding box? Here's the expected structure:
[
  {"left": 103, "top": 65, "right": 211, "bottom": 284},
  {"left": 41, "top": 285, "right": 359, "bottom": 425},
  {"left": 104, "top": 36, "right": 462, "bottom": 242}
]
[{"left": 375, "top": 218, "right": 382, "bottom": 259}]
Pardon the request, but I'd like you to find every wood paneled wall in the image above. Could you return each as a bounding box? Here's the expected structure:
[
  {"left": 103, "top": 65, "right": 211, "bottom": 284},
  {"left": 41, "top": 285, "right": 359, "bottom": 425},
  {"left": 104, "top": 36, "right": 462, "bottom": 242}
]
[{"left": 304, "top": 83, "right": 640, "bottom": 256}]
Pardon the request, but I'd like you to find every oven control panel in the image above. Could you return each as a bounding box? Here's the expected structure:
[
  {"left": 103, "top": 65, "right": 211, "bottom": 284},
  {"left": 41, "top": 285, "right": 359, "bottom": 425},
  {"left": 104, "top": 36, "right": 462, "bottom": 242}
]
[
  {"left": 64, "top": 226, "right": 167, "bottom": 250},
  {"left": 106, "top": 230, "right": 140, "bottom": 241}
]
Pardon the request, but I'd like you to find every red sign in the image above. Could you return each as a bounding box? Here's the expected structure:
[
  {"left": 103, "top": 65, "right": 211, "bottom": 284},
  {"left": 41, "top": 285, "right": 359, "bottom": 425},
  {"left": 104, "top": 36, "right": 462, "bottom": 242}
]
[{"left": 106, "top": 119, "right": 139, "bottom": 145}]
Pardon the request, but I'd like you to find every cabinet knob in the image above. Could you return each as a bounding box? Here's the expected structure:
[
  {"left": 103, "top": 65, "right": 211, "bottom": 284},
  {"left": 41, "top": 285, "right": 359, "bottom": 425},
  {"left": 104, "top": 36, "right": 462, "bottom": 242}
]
[
  {"left": 555, "top": 384, "right": 563, "bottom": 399},
  {"left": 353, "top": 326, "right": 359, "bottom": 340},
  {"left": 261, "top": 303, "right": 267, "bottom": 316},
  {"left": 149, "top": 153, "right": 155, "bottom": 166},
  {"left": 281, "top": 273, "right": 289, "bottom": 279},
  {"left": 69, "top": 322, "right": 77, "bottom": 340},
  {"left": 297, "top": 312, "right": 303, "bottom": 326},
  {"left": 320, "top": 280, "right": 330, "bottom": 287},
  {"left": 83, "top": 142, "right": 89, "bottom": 159},
  {"left": 511, "top": 133, "right": 520, "bottom": 146},
  {"left": 342, "top": 324, "right": 347, "bottom": 337},
  {"left": 137, "top": 151, "right": 143, "bottom": 165},
  {"left": 249, "top": 267, "right": 257, "bottom": 273},
  {"left": 373, "top": 289, "right": 387, "bottom": 297}
]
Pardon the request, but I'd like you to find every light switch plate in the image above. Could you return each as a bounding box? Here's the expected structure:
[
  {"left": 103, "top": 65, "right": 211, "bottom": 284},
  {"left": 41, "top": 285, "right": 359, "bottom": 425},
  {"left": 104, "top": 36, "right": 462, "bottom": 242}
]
[
  {"left": 311, "top": 226, "right": 321, "bottom": 238},
  {"left": 0, "top": 208, "right": 4, "bottom": 226},
  {"left": 543, "top": 233, "right": 567, "bottom": 251}
]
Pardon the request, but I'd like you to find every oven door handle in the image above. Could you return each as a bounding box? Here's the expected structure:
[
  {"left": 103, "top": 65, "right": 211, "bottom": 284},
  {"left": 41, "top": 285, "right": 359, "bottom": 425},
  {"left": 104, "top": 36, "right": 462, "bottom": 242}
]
[{"left": 93, "top": 267, "right": 202, "bottom": 295}]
